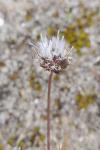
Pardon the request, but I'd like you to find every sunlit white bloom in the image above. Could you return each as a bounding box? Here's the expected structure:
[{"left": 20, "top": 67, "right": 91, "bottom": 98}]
[
  {"left": 30, "top": 31, "right": 72, "bottom": 73},
  {"left": 38, "top": 32, "right": 69, "bottom": 59}
]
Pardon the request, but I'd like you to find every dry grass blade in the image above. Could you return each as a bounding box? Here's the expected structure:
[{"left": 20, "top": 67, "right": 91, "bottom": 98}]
[{"left": 60, "top": 134, "right": 68, "bottom": 150}]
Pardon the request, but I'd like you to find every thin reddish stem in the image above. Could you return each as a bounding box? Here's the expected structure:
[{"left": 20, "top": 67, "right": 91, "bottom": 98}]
[{"left": 47, "top": 71, "right": 53, "bottom": 150}]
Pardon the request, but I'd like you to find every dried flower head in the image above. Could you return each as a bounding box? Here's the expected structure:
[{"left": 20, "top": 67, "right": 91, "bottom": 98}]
[{"left": 30, "top": 31, "right": 72, "bottom": 73}]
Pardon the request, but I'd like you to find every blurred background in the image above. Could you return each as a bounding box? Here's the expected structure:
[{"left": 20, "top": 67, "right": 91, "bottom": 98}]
[{"left": 0, "top": 0, "right": 100, "bottom": 150}]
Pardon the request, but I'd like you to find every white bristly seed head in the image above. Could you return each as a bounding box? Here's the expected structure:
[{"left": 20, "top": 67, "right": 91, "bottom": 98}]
[{"left": 30, "top": 31, "right": 72, "bottom": 73}]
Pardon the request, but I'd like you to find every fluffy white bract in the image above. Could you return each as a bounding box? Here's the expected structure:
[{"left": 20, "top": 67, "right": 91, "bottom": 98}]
[
  {"left": 30, "top": 32, "right": 72, "bottom": 73},
  {"left": 38, "top": 32, "right": 68, "bottom": 59}
]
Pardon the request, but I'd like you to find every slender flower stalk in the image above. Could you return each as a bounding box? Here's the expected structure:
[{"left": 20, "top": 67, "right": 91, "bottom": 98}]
[
  {"left": 30, "top": 31, "right": 72, "bottom": 150},
  {"left": 47, "top": 71, "right": 53, "bottom": 150}
]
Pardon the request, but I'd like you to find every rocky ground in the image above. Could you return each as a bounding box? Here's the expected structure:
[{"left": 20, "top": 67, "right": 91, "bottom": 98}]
[{"left": 0, "top": 0, "right": 100, "bottom": 150}]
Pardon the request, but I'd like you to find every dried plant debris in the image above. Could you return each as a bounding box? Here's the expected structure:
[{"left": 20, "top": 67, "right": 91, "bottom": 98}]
[
  {"left": 0, "top": 85, "right": 11, "bottom": 100},
  {"left": 54, "top": 98, "right": 64, "bottom": 111},
  {"left": 60, "top": 134, "right": 68, "bottom": 150},
  {"left": 0, "top": 61, "right": 6, "bottom": 68},
  {"left": 9, "top": 71, "right": 19, "bottom": 81},
  {"left": 0, "top": 144, "right": 4, "bottom": 150}
]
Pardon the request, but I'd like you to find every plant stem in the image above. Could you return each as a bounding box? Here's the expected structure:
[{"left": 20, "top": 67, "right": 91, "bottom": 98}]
[{"left": 47, "top": 71, "right": 53, "bottom": 150}]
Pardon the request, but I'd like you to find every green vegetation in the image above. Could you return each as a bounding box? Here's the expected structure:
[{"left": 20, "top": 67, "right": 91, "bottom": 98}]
[
  {"left": 76, "top": 92, "right": 96, "bottom": 110},
  {"left": 29, "top": 70, "right": 42, "bottom": 92},
  {"left": 47, "top": 10, "right": 98, "bottom": 55},
  {"left": 30, "top": 127, "right": 45, "bottom": 146},
  {"left": 18, "top": 139, "right": 26, "bottom": 149},
  {"left": 7, "top": 135, "right": 17, "bottom": 146}
]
